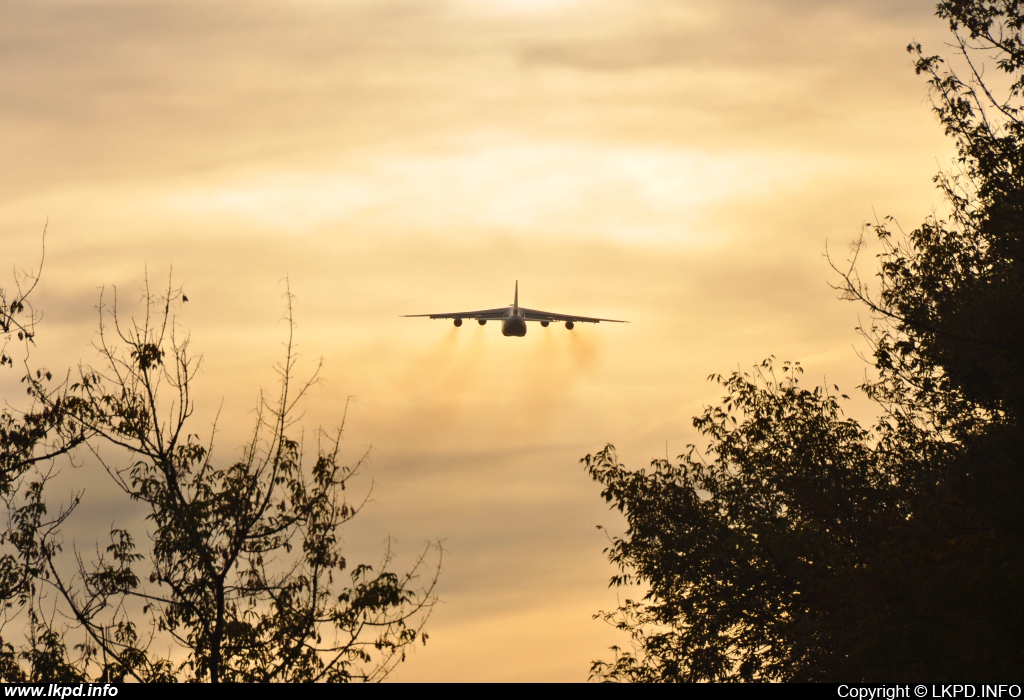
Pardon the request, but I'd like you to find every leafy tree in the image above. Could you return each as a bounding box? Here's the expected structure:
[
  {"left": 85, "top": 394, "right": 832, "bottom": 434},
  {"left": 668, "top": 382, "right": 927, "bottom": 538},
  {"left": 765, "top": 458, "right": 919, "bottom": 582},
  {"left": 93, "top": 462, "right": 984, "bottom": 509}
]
[
  {"left": 0, "top": 238, "right": 91, "bottom": 680},
  {"left": 0, "top": 236, "right": 86, "bottom": 492},
  {"left": 585, "top": 0, "right": 1024, "bottom": 682},
  {"left": 1, "top": 277, "right": 439, "bottom": 682}
]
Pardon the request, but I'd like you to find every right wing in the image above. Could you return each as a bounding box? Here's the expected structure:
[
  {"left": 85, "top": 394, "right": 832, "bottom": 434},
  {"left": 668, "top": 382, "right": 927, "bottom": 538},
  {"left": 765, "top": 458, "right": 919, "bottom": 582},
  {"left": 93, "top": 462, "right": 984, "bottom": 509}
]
[
  {"left": 402, "top": 307, "right": 510, "bottom": 320},
  {"left": 518, "top": 307, "right": 628, "bottom": 324}
]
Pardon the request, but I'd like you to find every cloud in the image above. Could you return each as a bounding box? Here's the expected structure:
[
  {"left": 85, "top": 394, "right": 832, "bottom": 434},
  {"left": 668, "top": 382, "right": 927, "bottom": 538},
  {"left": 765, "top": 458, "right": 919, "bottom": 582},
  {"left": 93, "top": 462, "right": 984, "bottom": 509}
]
[{"left": 0, "top": 0, "right": 962, "bottom": 681}]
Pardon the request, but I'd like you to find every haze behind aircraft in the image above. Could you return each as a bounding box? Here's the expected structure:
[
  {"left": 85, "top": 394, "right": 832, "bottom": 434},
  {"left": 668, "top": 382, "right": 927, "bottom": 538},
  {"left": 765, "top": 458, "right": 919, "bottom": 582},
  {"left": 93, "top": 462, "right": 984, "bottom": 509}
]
[{"left": 403, "top": 282, "right": 627, "bottom": 337}]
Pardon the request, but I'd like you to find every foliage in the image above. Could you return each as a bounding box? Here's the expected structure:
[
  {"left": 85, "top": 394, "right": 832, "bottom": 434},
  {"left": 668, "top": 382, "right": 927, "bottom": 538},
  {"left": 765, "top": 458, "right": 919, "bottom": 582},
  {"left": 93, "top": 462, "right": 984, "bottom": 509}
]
[
  {"left": 1, "top": 276, "right": 439, "bottom": 682},
  {"left": 0, "top": 237, "right": 91, "bottom": 680},
  {"left": 585, "top": 0, "right": 1024, "bottom": 682},
  {"left": 0, "top": 234, "right": 87, "bottom": 493}
]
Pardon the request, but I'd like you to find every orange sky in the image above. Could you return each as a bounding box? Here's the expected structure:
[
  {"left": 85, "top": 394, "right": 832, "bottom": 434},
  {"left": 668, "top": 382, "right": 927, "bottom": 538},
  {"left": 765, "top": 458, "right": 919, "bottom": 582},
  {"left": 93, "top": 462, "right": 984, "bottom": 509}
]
[{"left": 1, "top": 0, "right": 958, "bottom": 681}]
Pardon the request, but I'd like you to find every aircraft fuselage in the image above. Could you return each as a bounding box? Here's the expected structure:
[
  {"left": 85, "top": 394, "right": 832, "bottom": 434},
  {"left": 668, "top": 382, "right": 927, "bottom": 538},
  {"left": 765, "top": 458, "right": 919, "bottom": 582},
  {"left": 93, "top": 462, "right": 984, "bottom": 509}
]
[{"left": 501, "top": 313, "right": 527, "bottom": 337}]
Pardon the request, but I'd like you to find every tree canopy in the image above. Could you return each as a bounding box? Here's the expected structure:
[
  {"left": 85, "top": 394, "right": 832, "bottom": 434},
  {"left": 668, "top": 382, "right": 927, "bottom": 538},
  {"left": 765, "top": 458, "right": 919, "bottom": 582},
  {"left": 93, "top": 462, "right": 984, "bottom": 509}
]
[
  {"left": 0, "top": 275, "right": 438, "bottom": 682},
  {"left": 585, "top": 0, "right": 1024, "bottom": 682}
]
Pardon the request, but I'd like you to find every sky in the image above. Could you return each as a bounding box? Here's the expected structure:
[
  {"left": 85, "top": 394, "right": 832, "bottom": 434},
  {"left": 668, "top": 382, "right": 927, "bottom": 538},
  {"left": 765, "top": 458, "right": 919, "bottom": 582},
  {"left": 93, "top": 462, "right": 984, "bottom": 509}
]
[{"left": 1, "top": 0, "right": 959, "bottom": 682}]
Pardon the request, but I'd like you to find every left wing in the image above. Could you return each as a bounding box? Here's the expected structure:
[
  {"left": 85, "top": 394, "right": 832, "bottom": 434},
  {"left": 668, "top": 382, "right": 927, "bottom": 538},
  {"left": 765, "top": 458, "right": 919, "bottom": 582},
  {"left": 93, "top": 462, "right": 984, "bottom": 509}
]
[
  {"left": 402, "top": 307, "right": 509, "bottom": 321},
  {"left": 518, "top": 307, "right": 627, "bottom": 324}
]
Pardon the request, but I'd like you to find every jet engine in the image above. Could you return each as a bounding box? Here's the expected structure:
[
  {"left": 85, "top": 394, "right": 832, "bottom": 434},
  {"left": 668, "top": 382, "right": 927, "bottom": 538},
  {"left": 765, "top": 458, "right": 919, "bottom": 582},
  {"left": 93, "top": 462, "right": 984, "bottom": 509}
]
[
  {"left": 540, "top": 321, "right": 549, "bottom": 327},
  {"left": 565, "top": 320, "right": 575, "bottom": 330},
  {"left": 453, "top": 318, "right": 462, "bottom": 327},
  {"left": 478, "top": 319, "right": 487, "bottom": 325}
]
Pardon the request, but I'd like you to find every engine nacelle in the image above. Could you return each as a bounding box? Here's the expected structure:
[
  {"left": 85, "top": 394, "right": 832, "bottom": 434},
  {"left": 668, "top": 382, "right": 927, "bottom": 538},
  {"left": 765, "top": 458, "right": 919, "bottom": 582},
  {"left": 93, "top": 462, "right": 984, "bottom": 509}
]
[
  {"left": 478, "top": 318, "right": 487, "bottom": 325},
  {"left": 540, "top": 321, "right": 549, "bottom": 327},
  {"left": 453, "top": 318, "right": 462, "bottom": 327},
  {"left": 565, "top": 320, "right": 575, "bottom": 330}
]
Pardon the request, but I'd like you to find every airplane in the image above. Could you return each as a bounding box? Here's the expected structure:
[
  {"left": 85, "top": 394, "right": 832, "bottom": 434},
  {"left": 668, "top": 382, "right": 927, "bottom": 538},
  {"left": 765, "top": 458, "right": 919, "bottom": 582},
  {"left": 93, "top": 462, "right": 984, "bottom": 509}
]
[{"left": 403, "top": 281, "right": 627, "bottom": 337}]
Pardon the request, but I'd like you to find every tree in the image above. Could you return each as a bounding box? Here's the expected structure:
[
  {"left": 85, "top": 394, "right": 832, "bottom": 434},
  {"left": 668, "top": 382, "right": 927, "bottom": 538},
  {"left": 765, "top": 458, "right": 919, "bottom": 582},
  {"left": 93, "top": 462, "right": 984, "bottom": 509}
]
[
  {"left": 0, "top": 234, "right": 87, "bottom": 492},
  {"left": 0, "top": 237, "right": 91, "bottom": 680},
  {"left": 0, "top": 277, "right": 439, "bottom": 682},
  {"left": 584, "top": 0, "right": 1024, "bottom": 682}
]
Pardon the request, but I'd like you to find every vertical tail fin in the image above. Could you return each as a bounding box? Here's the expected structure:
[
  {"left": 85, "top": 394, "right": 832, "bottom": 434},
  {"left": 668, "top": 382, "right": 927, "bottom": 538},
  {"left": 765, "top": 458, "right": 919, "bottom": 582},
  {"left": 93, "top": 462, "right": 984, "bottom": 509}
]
[{"left": 514, "top": 281, "right": 519, "bottom": 314}]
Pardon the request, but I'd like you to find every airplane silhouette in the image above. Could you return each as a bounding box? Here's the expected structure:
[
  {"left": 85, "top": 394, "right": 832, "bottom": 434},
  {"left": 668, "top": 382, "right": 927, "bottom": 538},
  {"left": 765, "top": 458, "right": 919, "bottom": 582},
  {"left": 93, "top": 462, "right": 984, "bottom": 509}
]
[{"left": 403, "top": 282, "right": 627, "bottom": 337}]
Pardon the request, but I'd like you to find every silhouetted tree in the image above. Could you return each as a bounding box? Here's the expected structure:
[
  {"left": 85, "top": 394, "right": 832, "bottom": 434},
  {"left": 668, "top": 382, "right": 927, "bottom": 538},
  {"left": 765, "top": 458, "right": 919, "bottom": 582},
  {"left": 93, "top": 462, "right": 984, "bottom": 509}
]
[
  {"left": 1, "top": 276, "right": 439, "bottom": 682},
  {"left": 0, "top": 238, "right": 90, "bottom": 680},
  {"left": 0, "top": 235, "right": 85, "bottom": 490},
  {"left": 585, "top": 0, "right": 1024, "bottom": 681}
]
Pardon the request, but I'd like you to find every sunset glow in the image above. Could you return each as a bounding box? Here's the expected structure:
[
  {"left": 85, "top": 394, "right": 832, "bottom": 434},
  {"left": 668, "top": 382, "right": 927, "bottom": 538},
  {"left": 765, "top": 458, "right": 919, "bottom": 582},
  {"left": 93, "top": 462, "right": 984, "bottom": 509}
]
[{"left": 1, "top": 0, "right": 958, "bottom": 681}]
